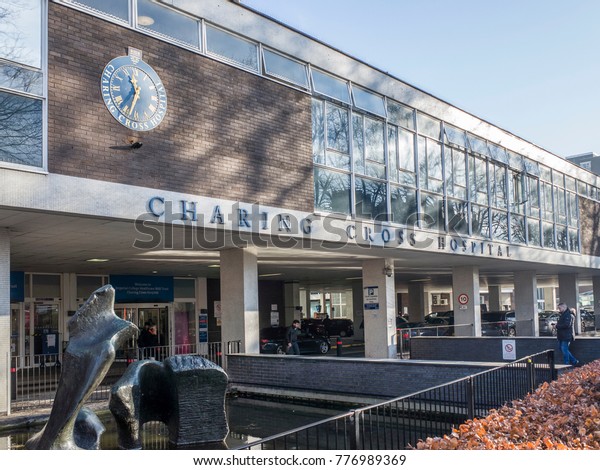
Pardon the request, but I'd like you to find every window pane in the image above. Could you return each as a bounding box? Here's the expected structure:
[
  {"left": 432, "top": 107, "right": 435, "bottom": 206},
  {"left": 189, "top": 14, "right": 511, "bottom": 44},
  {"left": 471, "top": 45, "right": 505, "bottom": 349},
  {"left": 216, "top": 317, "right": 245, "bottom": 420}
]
[
  {"left": 0, "top": 0, "right": 42, "bottom": 67},
  {"left": 491, "top": 210, "right": 508, "bottom": 241},
  {"left": 555, "top": 187, "right": 566, "bottom": 224},
  {"left": 569, "top": 229, "right": 579, "bottom": 252},
  {"left": 387, "top": 100, "right": 414, "bottom": 129},
  {"left": 69, "top": 0, "right": 128, "bottom": 23},
  {"left": 311, "top": 69, "right": 350, "bottom": 103},
  {"left": 390, "top": 185, "right": 417, "bottom": 225},
  {"left": 263, "top": 49, "right": 308, "bottom": 88},
  {"left": 444, "top": 124, "right": 466, "bottom": 149},
  {"left": 467, "top": 134, "right": 490, "bottom": 156},
  {"left": 491, "top": 164, "right": 507, "bottom": 209},
  {"left": 326, "top": 150, "right": 350, "bottom": 171},
  {"left": 421, "top": 192, "right": 443, "bottom": 231},
  {"left": 352, "top": 114, "right": 364, "bottom": 174},
  {"left": 77, "top": 276, "right": 104, "bottom": 299},
  {"left": 488, "top": 143, "right": 508, "bottom": 164},
  {"left": 471, "top": 204, "right": 489, "bottom": 238},
  {"left": 355, "top": 177, "right": 387, "bottom": 221},
  {"left": 417, "top": 113, "right": 440, "bottom": 140},
  {"left": 528, "top": 219, "right": 541, "bottom": 246},
  {"left": 447, "top": 199, "right": 468, "bottom": 235},
  {"left": 387, "top": 126, "right": 397, "bottom": 183},
  {"left": 470, "top": 155, "right": 488, "bottom": 205},
  {"left": 524, "top": 158, "right": 539, "bottom": 176},
  {"left": 0, "top": 61, "right": 42, "bottom": 95},
  {"left": 326, "top": 103, "right": 349, "bottom": 154},
  {"left": 206, "top": 25, "right": 258, "bottom": 71},
  {"left": 542, "top": 222, "right": 555, "bottom": 248},
  {"left": 138, "top": 0, "right": 200, "bottom": 48},
  {"left": 527, "top": 176, "right": 540, "bottom": 217},
  {"left": 311, "top": 99, "right": 325, "bottom": 164},
  {"left": 364, "top": 117, "right": 384, "bottom": 163},
  {"left": 510, "top": 214, "right": 526, "bottom": 244},
  {"left": 507, "top": 150, "right": 525, "bottom": 171},
  {"left": 398, "top": 127, "right": 415, "bottom": 172},
  {"left": 0, "top": 91, "right": 42, "bottom": 167},
  {"left": 539, "top": 164, "right": 552, "bottom": 182},
  {"left": 352, "top": 86, "right": 385, "bottom": 116},
  {"left": 567, "top": 192, "right": 578, "bottom": 224},
  {"left": 314, "top": 167, "right": 351, "bottom": 214},
  {"left": 556, "top": 225, "right": 568, "bottom": 251}
]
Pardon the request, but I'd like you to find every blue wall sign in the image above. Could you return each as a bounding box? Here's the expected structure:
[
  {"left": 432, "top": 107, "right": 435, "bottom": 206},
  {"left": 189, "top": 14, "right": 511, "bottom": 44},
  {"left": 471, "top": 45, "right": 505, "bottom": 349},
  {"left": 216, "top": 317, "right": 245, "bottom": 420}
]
[
  {"left": 10, "top": 271, "right": 25, "bottom": 302},
  {"left": 110, "top": 275, "right": 174, "bottom": 303}
]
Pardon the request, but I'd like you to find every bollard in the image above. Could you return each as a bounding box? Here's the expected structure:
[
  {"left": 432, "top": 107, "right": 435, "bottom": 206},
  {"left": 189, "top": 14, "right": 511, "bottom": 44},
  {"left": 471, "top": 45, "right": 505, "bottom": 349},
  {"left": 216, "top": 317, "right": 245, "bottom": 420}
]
[
  {"left": 11, "top": 366, "right": 17, "bottom": 400},
  {"left": 336, "top": 338, "right": 343, "bottom": 356}
]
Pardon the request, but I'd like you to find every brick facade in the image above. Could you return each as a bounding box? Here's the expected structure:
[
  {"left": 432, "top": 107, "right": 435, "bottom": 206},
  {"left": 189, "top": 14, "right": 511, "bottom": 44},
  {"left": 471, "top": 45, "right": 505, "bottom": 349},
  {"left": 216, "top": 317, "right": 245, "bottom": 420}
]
[{"left": 47, "top": 3, "right": 314, "bottom": 213}]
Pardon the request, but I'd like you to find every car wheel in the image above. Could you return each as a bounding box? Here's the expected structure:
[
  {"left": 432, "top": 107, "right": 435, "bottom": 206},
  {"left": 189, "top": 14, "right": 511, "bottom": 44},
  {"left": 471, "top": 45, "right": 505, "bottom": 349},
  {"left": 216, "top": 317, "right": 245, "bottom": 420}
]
[
  {"left": 319, "top": 342, "right": 330, "bottom": 354},
  {"left": 276, "top": 345, "right": 286, "bottom": 355}
]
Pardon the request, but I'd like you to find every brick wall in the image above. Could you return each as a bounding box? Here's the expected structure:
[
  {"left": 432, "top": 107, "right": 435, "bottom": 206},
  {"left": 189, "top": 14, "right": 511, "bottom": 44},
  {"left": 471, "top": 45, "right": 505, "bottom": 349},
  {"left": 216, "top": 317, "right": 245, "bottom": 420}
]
[
  {"left": 410, "top": 336, "right": 600, "bottom": 364},
  {"left": 226, "top": 355, "right": 495, "bottom": 400},
  {"left": 47, "top": 3, "right": 313, "bottom": 212}
]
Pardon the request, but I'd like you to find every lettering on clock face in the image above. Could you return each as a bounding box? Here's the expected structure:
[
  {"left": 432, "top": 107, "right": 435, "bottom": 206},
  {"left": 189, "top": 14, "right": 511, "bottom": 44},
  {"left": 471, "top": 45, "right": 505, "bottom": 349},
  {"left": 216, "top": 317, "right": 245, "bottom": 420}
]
[{"left": 101, "top": 56, "right": 167, "bottom": 131}]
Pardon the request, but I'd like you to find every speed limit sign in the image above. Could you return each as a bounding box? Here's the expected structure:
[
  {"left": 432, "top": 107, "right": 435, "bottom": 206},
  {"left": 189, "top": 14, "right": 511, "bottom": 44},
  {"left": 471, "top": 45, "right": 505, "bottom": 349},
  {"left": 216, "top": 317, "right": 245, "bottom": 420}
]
[{"left": 458, "top": 293, "right": 469, "bottom": 305}]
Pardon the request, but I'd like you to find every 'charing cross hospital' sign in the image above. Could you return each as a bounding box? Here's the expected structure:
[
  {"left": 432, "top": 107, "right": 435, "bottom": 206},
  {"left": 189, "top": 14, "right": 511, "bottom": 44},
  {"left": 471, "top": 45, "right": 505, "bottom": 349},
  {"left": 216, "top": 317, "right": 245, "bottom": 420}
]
[{"left": 142, "top": 196, "right": 514, "bottom": 258}]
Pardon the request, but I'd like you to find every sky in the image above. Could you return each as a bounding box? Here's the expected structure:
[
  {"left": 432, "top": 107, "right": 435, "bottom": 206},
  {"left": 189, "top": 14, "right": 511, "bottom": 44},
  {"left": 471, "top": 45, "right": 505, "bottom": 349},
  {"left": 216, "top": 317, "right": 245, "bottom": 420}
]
[{"left": 242, "top": 0, "right": 600, "bottom": 158}]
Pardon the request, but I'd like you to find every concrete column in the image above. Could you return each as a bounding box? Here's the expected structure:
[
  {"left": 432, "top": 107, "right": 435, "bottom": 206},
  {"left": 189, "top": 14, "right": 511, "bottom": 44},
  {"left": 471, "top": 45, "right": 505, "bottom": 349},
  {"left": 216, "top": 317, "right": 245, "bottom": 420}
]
[
  {"left": 559, "top": 273, "right": 580, "bottom": 334},
  {"left": 196, "top": 277, "right": 208, "bottom": 312},
  {"left": 408, "top": 282, "right": 426, "bottom": 321},
  {"left": 0, "top": 229, "right": 10, "bottom": 415},
  {"left": 284, "top": 281, "right": 300, "bottom": 326},
  {"left": 452, "top": 265, "right": 480, "bottom": 336},
  {"left": 513, "top": 271, "right": 538, "bottom": 336},
  {"left": 219, "top": 248, "right": 259, "bottom": 354},
  {"left": 61, "top": 273, "right": 77, "bottom": 342},
  {"left": 352, "top": 280, "right": 364, "bottom": 341},
  {"left": 488, "top": 285, "right": 502, "bottom": 311},
  {"left": 362, "top": 259, "right": 396, "bottom": 358}
]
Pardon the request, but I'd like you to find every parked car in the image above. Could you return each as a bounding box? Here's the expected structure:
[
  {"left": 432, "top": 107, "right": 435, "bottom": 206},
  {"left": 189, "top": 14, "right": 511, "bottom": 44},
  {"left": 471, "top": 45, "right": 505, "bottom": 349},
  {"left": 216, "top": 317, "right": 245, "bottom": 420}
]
[
  {"left": 481, "top": 311, "right": 516, "bottom": 336},
  {"left": 301, "top": 318, "right": 327, "bottom": 336},
  {"left": 538, "top": 311, "right": 559, "bottom": 336},
  {"left": 259, "top": 327, "right": 330, "bottom": 355},
  {"left": 580, "top": 309, "right": 595, "bottom": 331},
  {"left": 323, "top": 318, "right": 354, "bottom": 337}
]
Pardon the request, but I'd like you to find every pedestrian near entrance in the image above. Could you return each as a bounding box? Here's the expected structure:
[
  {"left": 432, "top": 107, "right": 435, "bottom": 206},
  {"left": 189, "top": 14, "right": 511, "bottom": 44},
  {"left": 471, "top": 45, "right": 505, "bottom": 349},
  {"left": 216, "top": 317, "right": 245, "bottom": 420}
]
[
  {"left": 286, "top": 319, "right": 301, "bottom": 355},
  {"left": 556, "top": 303, "right": 580, "bottom": 366}
]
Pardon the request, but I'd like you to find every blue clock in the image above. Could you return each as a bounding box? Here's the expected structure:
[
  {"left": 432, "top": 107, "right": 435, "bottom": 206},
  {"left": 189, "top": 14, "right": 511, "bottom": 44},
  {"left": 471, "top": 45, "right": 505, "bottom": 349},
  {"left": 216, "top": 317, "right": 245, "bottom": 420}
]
[{"left": 101, "top": 55, "right": 167, "bottom": 131}]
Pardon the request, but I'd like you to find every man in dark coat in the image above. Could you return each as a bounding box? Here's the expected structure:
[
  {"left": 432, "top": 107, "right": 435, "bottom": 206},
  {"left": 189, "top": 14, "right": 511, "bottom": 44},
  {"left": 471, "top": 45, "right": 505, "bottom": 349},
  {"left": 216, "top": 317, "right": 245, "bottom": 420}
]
[
  {"left": 556, "top": 302, "right": 580, "bottom": 366},
  {"left": 286, "top": 320, "right": 301, "bottom": 355}
]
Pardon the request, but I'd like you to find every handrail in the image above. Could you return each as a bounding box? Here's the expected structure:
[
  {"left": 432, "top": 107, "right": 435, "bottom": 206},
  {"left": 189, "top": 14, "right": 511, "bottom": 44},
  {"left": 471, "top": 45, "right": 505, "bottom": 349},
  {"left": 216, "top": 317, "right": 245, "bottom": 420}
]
[{"left": 235, "top": 349, "right": 555, "bottom": 450}]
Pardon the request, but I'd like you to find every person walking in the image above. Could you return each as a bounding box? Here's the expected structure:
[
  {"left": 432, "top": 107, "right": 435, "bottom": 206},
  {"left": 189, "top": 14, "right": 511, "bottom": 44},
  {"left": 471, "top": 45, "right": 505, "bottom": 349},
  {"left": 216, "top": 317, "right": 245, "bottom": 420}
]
[
  {"left": 286, "top": 319, "right": 301, "bottom": 355},
  {"left": 556, "top": 302, "right": 580, "bottom": 367}
]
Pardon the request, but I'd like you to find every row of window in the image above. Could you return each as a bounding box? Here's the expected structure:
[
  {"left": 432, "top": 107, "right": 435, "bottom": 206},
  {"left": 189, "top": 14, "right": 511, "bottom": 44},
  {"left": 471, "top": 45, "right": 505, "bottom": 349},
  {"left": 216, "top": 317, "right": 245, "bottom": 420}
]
[{"left": 312, "top": 95, "right": 581, "bottom": 251}]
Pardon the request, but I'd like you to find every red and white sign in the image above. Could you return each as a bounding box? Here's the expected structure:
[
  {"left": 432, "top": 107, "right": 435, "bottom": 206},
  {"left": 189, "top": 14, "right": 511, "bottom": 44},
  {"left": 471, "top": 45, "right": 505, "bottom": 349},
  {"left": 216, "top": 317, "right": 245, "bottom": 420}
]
[{"left": 458, "top": 293, "right": 469, "bottom": 305}]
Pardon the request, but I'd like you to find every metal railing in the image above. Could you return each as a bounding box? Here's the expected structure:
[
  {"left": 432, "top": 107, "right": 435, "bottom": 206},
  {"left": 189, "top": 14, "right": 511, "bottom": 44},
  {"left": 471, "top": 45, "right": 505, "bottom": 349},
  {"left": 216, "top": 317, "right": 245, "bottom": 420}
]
[
  {"left": 10, "top": 341, "right": 241, "bottom": 411},
  {"left": 235, "top": 349, "right": 556, "bottom": 450}
]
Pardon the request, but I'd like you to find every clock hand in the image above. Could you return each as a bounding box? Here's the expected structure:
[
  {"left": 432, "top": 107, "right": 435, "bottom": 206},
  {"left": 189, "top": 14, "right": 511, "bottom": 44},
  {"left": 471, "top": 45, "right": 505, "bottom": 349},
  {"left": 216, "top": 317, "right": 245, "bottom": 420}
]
[{"left": 129, "top": 85, "right": 141, "bottom": 116}]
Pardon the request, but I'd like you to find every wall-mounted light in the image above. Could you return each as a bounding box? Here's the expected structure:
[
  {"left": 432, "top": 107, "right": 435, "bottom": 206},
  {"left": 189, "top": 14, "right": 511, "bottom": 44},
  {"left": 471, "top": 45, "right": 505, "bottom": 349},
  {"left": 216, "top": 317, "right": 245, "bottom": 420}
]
[
  {"left": 383, "top": 265, "right": 394, "bottom": 277},
  {"left": 137, "top": 16, "right": 155, "bottom": 26}
]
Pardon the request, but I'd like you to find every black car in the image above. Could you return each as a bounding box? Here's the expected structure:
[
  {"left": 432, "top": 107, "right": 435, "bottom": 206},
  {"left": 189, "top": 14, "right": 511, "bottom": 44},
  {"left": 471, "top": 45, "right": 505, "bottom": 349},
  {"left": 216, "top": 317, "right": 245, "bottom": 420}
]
[
  {"left": 323, "top": 318, "right": 354, "bottom": 337},
  {"left": 481, "top": 311, "right": 516, "bottom": 336},
  {"left": 260, "top": 327, "right": 330, "bottom": 355},
  {"left": 301, "top": 318, "right": 327, "bottom": 336}
]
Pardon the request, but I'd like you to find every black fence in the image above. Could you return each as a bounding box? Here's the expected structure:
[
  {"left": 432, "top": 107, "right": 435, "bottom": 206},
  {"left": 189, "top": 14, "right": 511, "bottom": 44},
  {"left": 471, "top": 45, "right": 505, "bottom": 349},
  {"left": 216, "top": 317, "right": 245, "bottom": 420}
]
[
  {"left": 235, "top": 349, "right": 556, "bottom": 450},
  {"left": 10, "top": 341, "right": 241, "bottom": 411}
]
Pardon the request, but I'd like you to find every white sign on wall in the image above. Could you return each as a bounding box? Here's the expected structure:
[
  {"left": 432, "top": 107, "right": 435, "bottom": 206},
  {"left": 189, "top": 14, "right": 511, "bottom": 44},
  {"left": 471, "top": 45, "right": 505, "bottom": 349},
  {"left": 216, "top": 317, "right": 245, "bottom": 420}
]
[
  {"left": 502, "top": 339, "right": 516, "bottom": 361},
  {"left": 364, "top": 286, "right": 379, "bottom": 310}
]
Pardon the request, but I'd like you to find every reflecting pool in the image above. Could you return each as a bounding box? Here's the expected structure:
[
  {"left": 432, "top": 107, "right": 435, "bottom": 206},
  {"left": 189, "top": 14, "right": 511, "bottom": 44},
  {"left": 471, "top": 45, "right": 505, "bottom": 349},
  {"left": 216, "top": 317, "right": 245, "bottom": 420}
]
[{"left": 0, "top": 396, "right": 350, "bottom": 450}]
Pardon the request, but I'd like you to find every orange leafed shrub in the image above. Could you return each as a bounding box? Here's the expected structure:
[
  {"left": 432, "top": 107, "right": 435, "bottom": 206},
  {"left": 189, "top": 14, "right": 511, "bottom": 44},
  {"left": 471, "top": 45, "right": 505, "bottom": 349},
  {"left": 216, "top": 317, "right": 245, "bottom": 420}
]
[{"left": 416, "top": 360, "right": 600, "bottom": 450}]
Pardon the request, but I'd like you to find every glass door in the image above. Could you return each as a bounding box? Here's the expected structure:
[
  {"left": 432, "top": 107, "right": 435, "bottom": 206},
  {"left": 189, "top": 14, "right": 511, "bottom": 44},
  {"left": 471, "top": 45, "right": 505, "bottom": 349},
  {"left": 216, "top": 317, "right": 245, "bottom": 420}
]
[
  {"left": 10, "top": 303, "right": 21, "bottom": 358},
  {"left": 32, "top": 301, "right": 60, "bottom": 365}
]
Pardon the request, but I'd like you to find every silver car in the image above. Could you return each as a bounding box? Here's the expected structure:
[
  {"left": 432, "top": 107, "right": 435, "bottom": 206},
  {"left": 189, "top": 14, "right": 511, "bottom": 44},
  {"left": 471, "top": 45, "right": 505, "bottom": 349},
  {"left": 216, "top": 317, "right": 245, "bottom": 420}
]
[{"left": 538, "top": 311, "right": 559, "bottom": 336}]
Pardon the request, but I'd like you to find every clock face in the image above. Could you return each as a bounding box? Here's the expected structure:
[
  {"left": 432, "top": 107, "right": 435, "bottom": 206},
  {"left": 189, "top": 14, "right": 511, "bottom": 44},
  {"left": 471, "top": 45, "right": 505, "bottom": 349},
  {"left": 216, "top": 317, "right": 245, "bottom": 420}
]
[{"left": 101, "top": 55, "right": 167, "bottom": 131}]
